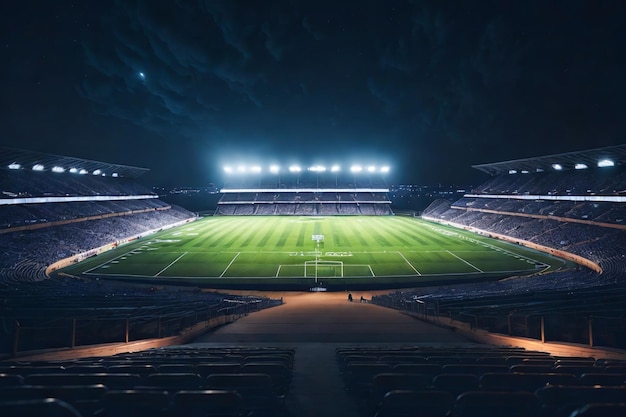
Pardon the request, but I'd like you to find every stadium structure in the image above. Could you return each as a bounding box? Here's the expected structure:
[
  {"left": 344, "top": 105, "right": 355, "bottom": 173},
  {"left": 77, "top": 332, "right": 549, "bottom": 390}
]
[
  {"left": 2, "top": 145, "right": 626, "bottom": 417},
  {"left": 216, "top": 163, "right": 393, "bottom": 216}
]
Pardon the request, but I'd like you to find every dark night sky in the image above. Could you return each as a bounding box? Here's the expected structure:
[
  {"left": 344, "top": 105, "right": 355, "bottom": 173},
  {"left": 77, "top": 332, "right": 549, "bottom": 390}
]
[{"left": 1, "top": 0, "right": 625, "bottom": 187}]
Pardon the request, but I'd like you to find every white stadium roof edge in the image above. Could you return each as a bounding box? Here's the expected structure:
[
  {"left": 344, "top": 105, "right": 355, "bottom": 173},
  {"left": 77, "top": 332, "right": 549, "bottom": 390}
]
[
  {"left": 0, "top": 147, "right": 149, "bottom": 179},
  {"left": 472, "top": 144, "right": 626, "bottom": 176}
]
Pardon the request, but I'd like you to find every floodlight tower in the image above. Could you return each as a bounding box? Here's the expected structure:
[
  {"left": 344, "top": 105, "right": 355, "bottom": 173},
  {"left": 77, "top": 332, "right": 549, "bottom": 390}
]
[
  {"left": 331, "top": 165, "right": 340, "bottom": 188},
  {"left": 270, "top": 164, "right": 281, "bottom": 188}
]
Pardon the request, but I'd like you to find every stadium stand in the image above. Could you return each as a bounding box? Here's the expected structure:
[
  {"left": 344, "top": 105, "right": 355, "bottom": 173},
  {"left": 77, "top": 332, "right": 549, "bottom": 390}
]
[
  {"left": 0, "top": 149, "right": 282, "bottom": 357},
  {"left": 375, "top": 145, "right": 626, "bottom": 350},
  {"left": 216, "top": 169, "right": 394, "bottom": 215},
  {"left": 4, "top": 147, "right": 626, "bottom": 417}
]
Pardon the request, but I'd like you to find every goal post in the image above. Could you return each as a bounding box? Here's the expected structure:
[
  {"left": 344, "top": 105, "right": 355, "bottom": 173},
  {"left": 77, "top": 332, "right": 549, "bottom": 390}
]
[{"left": 304, "top": 260, "right": 344, "bottom": 279}]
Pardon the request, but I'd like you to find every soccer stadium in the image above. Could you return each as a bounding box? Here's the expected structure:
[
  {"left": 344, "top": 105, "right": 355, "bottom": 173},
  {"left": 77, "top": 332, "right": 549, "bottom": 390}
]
[{"left": 2, "top": 145, "right": 626, "bottom": 416}]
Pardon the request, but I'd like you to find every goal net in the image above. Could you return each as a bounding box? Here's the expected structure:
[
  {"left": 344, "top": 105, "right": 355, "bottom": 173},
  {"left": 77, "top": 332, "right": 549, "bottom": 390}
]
[{"left": 304, "top": 260, "right": 344, "bottom": 278}]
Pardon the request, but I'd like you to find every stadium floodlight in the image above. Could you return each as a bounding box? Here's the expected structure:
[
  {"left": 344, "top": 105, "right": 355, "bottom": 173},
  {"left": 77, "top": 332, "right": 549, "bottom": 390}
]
[
  {"left": 223, "top": 165, "right": 233, "bottom": 174},
  {"left": 508, "top": 170, "right": 517, "bottom": 174},
  {"left": 79, "top": 169, "right": 88, "bottom": 175},
  {"left": 269, "top": 164, "right": 280, "bottom": 174},
  {"left": 575, "top": 163, "right": 588, "bottom": 170},
  {"left": 69, "top": 168, "right": 78, "bottom": 173},
  {"left": 32, "top": 164, "right": 44, "bottom": 171},
  {"left": 289, "top": 165, "right": 301, "bottom": 173},
  {"left": 236, "top": 165, "right": 246, "bottom": 173},
  {"left": 249, "top": 165, "right": 262, "bottom": 173},
  {"left": 308, "top": 165, "right": 326, "bottom": 172},
  {"left": 367, "top": 165, "right": 376, "bottom": 173},
  {"left": 379, "top": 166, "right": 390, "bottom": 173},
  {"left": 598, "top": 159, "right": 614, "bottom": 168},
  {"left": 8, "top": 163, "right": 20, "bottom": 170},
  {"left": 521, "top": 170, "right": 529, "bottom": 174},
  {"left": 93, "top": 169, "right": 102, "bottom": 175},
  {"left": 331, "top": 165, "right": 341, "bottom": 172},
  {"left": 350, "top": 165, "right": 363, "bottom": 173},
  {"left": 52, "top": 166, "right": 65, "bottom": 173},
  {"left": 552, "top": 164, "right": 563, "bottom": 171},
  {"left": 112, "top": 173, "right": 119, "bottom": 177}
]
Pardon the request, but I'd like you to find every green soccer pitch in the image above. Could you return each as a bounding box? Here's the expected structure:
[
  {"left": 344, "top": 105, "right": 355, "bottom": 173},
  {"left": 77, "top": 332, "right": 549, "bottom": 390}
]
[{"left": 60, "top": 216, "right": 572, "bottom": 290}]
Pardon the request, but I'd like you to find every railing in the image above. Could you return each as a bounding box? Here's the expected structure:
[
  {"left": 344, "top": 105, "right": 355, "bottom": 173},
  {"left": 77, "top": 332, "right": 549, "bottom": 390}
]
[
  {"left": 372, "top": 297, "right": 626, "bottom": 350},
  {"left": 6, "top": 298, "right": 281, "bottom": 356}
]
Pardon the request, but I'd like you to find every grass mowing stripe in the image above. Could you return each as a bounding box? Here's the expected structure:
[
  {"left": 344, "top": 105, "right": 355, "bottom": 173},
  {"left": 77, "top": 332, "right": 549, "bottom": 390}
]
[
  {"left": 296, "top": 220, "right": 307, "bottom": 247},
  {"left": 393, "top": 218, "right": 431, "bottom": 246},
  {"left": 223, "top": 218, "right": 258, "bottom": 248},
  {"left": 275, "top": 219, "right": 293, "bottom": 247},
  {"left": 349, "top": 222, "right": 369, "bottom": 247},
  {"left": 256, "top": 217, "right": 281, "bottom": 248},
  {"left": 370, "top": 217, "right": 412, "bottom": 246},
  {"left": 361, "top": 222, "right": 394, "bottom": 247},
  {"left": 208, "top": 218, "right": 242, "bottom": 247}
]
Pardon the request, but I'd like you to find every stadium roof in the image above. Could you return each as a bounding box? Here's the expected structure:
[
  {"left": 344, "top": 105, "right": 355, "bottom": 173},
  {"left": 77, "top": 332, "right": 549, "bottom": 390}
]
[
  {"left": 0, "top": 147, "right": 149, "bottom": 179},
  {"left": 472, "top": 144, "right": 626, "bottom": 176}
]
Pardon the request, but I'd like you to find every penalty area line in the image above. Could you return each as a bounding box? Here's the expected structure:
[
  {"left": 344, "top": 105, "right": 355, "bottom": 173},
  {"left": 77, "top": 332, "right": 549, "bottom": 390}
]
[
  {"left": 154, "top": 252, "right": 188, "bottom": 277},
  {"left": 397, "top": 251, "right": 421, "bottom": 275},
  {"left": 446, "top": 250, "right": 483, "bottom": 272},
  {"left": 220, "top": 252, "right": 241, "bottom": 278}
]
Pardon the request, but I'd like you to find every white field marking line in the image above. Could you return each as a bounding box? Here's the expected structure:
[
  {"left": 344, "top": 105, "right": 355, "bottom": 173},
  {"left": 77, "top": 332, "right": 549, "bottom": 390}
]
[
  {"left": 83, "top": 248, "right": 138, "bottom": 274},
  {"left": 83, "top": 267, "right": 535, "bottom": 280},
  {"left": 446, "top": 250, "right": 484, "bottom": 272},
  {"left": 396, "top": 251, "right": 421, "bottom": 275},
  {"left": 276, "top": 265, "right": 282, "bottom": 277},
  {"left": 368, "top": 265, "right": 375, "bottom": 277},
  {"left": 154, "top": 252, "right": 188, "bottom": 277},
  {"left": 220, "top": 252, "right": 241, "bottom": 277},
  {"left": 428, "top": 224, "right": 550, "bottom": 269}
]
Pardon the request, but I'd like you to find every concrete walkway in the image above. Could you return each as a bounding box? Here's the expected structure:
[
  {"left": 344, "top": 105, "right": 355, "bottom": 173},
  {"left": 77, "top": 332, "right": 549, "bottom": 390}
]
[{"left": 191, "top": 292, "right": 474, "bottom": 417}]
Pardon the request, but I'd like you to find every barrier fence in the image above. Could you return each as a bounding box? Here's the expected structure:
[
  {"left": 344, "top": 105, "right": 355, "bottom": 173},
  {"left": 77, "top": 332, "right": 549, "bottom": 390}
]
[
  {"left": 372, "top": 297, "right": 626, "bottom": 350},
  {"left": 7, "top": 298, "right": 281, "bottom": 356}
]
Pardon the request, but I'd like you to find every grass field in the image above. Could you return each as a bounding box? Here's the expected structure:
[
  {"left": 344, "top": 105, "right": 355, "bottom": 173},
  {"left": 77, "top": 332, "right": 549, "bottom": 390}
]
[{"left": 61, "top": 216, "right": 571, "bottom": 289}]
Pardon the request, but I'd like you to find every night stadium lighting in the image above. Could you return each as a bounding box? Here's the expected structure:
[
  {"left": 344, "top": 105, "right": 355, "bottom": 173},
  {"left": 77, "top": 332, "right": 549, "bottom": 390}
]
[
  {"left": 379, "top": 166, "right": 390, "bottom": 173},
  {"left": 112, "top": 173, "right": 119, "bottom": 177},
  {"left": 92, "top": 169, "right": 102, "bottom": 175},
  {"left": 331, "top": 165, "right": 341, "bottom": 172},
  {"left": 8, "top": 163, "right": 20, "bottom": 170},
  {"left": 269, "top": 165, "right": 280, "bottom": 174},
  {"left": 69, "top": 168, "right": 78, "bottom": 173},
  {"left": 79, "top": 169, "right": 88, "bottom": 175},
  {"left": 575, "top": 163, "right": 588, "bottom": 170},
  {"left": 32, "top": 164, "right": 44, "bottom": 171},
  {"left": 350, "top": 165, "right": 363, "bottom": 173},
  {"left": 249, "top": 165, "right": 262, "bottom": 173},
  {"left": 223, "top": 166, "right": 233, "bottom": 173},
  {"left": 521, "top": 170, "right": 529, "bottom": 174},
  {"left": 508, "top": 170, "right": 517, "bottom": 174},
  {"left": 552, "top": 164, "right": 563, "bottom": 171},
  {"left": 367, "top": 165, "right": 376, "bottom": 173},
  {"left": 289, "top": 165, "right": 301, "bottom": 173},
  {"left": 598, "top": 159, "right": 615, "bottom": 168},
  {"left": 237, "top": 165, "right": 246, "bottom": 173},
  {"left": 52, "top": 166, "right": 65, "bottom": 173},
  {"left": 308, "top": 165, "right": 326, "bottom": 172}
]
